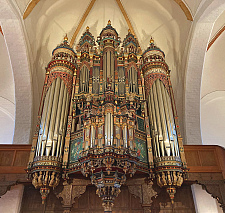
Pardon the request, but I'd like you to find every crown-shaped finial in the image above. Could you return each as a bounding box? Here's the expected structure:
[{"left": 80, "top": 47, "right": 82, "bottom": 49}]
[
  {"left": 128, "top": 29, "right": 131, "bottom": 33},
  {"left": 86, "top": 26, "right": 89, "bottom": 31},
  {"left": 64, "top": 34, "right": 68, "bottom": 41},
  {"left": 108, "top": 20, "right": 111, "bottom": 25},
  {"left": 150, "top": 36, "right": 154, "bottom": 44}
]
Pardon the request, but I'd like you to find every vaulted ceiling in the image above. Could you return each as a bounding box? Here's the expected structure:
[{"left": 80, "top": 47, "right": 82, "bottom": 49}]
[{"left": 0, "top": 0, "right": 225, "bottom": 148}]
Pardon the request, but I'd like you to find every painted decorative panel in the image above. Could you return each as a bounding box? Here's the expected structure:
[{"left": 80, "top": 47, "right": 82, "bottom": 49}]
[
  {"left": 69, "top": 137, "right": 83, "bottom": 163},
  {"left": 134, "top": 138, "right": 147, "bottom": 163}
]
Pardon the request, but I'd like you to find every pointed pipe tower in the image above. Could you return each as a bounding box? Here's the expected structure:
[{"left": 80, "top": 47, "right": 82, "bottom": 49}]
[
  {"left": 142, "top": 38, "right": 188, "bottom": 203},
  {"left": 27, "top": 36, "right": 76, "bottom": 203}
]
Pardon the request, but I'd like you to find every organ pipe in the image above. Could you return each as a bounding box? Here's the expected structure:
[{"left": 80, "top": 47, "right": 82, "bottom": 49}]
[
  {"left": 160, "top": 81, "right": 176, "bottom": 156},
  {"left": 36, "top": 87, "right": 51, "bottom": 156},
  {"left": 152, "top": 83, "right": 165, "bottom": 156},
  {"left": 46, "top": 77, "right": 61, "bottom": 156},
  {"left": 164, "top": 85, "right": 180, "bottom": 157},
  {"left": 155, "top": 80, "right": 171, "bottom": 156},
  {"left": 41, "top": 80, "right": 56, "bottom": 156},
  {"left": 147, "top": 95, "right": 159, "bottom": 157},
  {"left": 59, "top": 92, "right": 70, "bottom": 157}
]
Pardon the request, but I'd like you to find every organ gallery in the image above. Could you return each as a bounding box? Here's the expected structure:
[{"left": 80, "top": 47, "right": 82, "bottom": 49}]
[{"left": 27, "top": 21, "right": 188, "bottom": 212}]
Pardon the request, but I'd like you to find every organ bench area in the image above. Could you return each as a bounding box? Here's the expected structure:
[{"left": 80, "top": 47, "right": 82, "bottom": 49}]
[{"left": 0, "top": 21, "right": 223, "bottom": 213}]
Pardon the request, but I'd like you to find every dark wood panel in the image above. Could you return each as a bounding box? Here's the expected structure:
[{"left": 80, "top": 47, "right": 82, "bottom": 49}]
[
  {"left": 185, "top": 150, "right": 200, "bottom": 166},
  {"left": 20, "top": 184, "right": 196, "bottom": 213},
  {"left": 199, "top": 150, "right": 217, "bottom": 166},
  {"left": 0, "top": 150, "right": 14, "bottom": 166},
  {"left": 14, "top": 151, "right": 30, "bottom": 167}
]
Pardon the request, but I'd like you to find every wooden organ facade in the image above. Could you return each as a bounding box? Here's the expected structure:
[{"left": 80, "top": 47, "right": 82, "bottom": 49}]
[{"left": 8, "top": 21, "right": 221, "bottom": 213}]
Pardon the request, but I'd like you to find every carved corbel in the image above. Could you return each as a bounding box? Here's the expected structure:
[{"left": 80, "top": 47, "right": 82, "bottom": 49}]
[
  {"left": 128, "top": 184, "right": 142, "bottom": 203},
  {"left": 56, "top": 179, "right": 90, "bottom": 212},
  {"left": 127, "top": 178, "right": 158, "bottom": 210}
]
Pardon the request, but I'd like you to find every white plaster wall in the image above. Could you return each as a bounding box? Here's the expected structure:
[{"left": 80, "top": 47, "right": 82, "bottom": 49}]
[
  {"left": 201, "top": 92, "right": 225, "bottom": 148},
  {"left": 0, "top": 0, "right": 34, "bottom": 144},
  {"left": 0, "top": 185, "right": 24, "bottom": 213},
  {"left": 0, "top": 32, "right": 15, "bottom": 144},
  {"left": 200, "top": 10, "right": 225, "bottom": 148},
  {"left": 184, "top": 0, "right": 225, "bottom": 145},
  {"left": 191, "top": 184, "right": 222, "bottom": 213}
]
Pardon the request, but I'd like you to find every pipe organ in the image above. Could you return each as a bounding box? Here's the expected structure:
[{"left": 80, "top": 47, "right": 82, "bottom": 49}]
[{"left": 27, "top": 21, "right": 187, "bottom": 212}]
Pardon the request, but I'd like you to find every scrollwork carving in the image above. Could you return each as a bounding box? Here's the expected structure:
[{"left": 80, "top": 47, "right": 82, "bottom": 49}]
[{"left": 56, "top": 180, "right": 87, "bottom": 209}]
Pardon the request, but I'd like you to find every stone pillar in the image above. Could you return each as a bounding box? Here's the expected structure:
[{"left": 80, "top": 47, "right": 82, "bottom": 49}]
[{"left": 0, "top": 184, "right": 24, "bottom": 213}]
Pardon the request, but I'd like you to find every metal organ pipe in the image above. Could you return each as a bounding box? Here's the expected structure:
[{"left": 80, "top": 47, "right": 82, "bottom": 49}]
[
  {"left": 103, "top": 53, "right": 106, "bottom": 91},
  {"left": 123, "top": 126, "right": 127, "bottom": 148},
  {"left": 155, "top": 80, "right": 171, "bottom": 156},
  {"left": 107, "top": 51, "right": 110, "bottom": 81},
  {"left": 59, "top": 91, "right": 70, "bottom": 157},
  {"left": 80, "top": 67, "right": 83, "bottom": 92},
  {"left": 147, "top": 95, "right": 159, "bottom": 157},
  {"left": 151, "top": 83, "right": 165, "bottom": 156},
  {"left": 41, "top": 79, "right": 56, "bottom": 156},
  {"left": 52, "top": 80, "right": 65, "bottom": 156},
  {"left": 107, "top": 113, "right": 110, "bottom": 146},
  {"left": 36, "top": 87, "right": 51, "bottom": 156},
  {"left": 149, "top": 89, "right": 161, "bottom": 157},
  {"left": 91, "top": 125, "right": 95, "bottom": 148},
  {"left": 111, "top": 51, "right": 114, "bottom": 88},
  {"left": 110, "top": 113, "right": 113, "bottom": 145},
  {"left": 56, "top": 85, "right": 67, "bottom": 157},
  {"left": 160, "top": 81, "right": 176, "bottom": 156},
  {"left": 132, "top": 67, "right": 135, "bottom": 93},
  {"left": 85, "top": 66, "right": 89, "bottom": 92},
  {"left": 46, "top": 77, "right": 61, "bottom": 156},
  {"left": 164, "top": 85, "right": 180, "bottom": 157}
]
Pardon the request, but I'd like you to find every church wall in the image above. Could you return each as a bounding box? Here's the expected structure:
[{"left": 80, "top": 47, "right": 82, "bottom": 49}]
[
  {"left": 0, "top": 184, "right": 24, "bottom": 213},
  {"left": 191, "top": 184, "right": 222, "bottom": 213}
]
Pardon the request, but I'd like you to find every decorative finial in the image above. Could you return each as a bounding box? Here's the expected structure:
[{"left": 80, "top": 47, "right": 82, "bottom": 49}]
[
  {"left": 86, "top": 26, "right": 89, "bottom": 31},
  {"left": 150, "top": 36, "right": 154, "bottom": 44},
  {"left": 64, "top": 34, "right": 68, "bottom": 41},
  {"left": 128, "top": 29, "right": 131, "bottom": 33},
  {"left": 108, "top": 20, "right": 111, "bottom": 25}
]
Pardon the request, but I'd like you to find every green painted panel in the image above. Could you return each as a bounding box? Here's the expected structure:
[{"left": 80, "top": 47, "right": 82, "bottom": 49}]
[
  {"left": 137, "top": 117, "right": 145, "bottom": 132},
  {"left": 69, "top": 137, "right": 83, "bottom": 163},
  {"left": 135, "top": 138, "right": 147, "bottom": 163}
]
